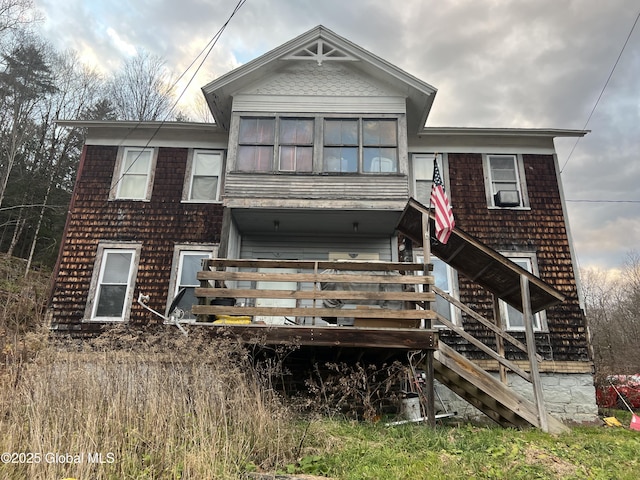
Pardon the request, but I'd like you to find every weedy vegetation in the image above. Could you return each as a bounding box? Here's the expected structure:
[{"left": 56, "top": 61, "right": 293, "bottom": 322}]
[{"left": 1, "top": 254, "right": 639, "bottom": 479}]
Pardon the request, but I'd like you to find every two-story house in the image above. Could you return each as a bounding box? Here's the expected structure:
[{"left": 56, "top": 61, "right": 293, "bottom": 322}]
[{"left": 49, "top": 26, "right": 597, "bottom": 429}]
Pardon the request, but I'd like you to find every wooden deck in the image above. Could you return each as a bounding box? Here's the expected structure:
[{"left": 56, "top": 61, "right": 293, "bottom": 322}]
[
  {"left": 186, "top": 256, "right": 568, "bottom": 432},
  {"left": 191, "top": 259, "right": 438, "bottom": 350}
]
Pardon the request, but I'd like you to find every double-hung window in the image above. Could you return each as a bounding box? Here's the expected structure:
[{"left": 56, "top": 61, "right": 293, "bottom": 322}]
[
  {"left": 484, "top": 154, "right": 529, "bottom": 208},
  {"left": 499, "top": 254, "right": 546, "bottom": 331},
  {"left": 412, "top": 153, "right": 445, "bottom": 205},
  {"left": 168, "top": 247, "right": 215, "bottom": 320},
  {"left": 185, "top": 150, "right": 223, "bottom": 201},
  {"left": 114, "top": 147, "right": 155, "bottom": 200},
  {"left": 86, "top": 244, "right": 141, "bottom": 322},
  {"left": 417, "top": 254, "right": 460, "bottom": 328}
]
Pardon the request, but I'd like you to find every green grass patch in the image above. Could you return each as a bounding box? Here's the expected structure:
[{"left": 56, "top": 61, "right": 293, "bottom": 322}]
[{"left": 290, "top": 420, "right": 639, "bottom": 479}]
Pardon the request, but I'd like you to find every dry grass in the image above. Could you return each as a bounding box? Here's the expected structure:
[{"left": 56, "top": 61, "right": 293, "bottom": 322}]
[{"left": 0, "top": 330, "right": 304, "bottom": 479}]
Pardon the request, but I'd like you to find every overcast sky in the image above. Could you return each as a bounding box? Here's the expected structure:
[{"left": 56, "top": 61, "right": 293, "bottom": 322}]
[{"left": 34, "top": 0, "right": 640, "bottom": 273}]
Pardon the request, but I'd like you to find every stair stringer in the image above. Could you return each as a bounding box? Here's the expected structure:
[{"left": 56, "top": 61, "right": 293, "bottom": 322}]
[{"left": 434, "top": 342, "right": 569, "bottom": 434}]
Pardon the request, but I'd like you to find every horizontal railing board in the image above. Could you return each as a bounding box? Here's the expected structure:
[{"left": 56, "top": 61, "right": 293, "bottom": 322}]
[
  {"left": 192, "top": 305, "right": 438, "bottom": 319},
  {"left": 197, "top": 271, "right": 434, "bottom": 285},
  {"left": 432, "top": 286, "right": 543, "bottom": 362},
  {"left": 195, "top": 287, "right": 436, "bottom": 302},
  {"left": 433, "top": 312, "right": 532, "bottom": 383},
  {"left": 205, "top": 258, "right": 430, "bottom": 272}
]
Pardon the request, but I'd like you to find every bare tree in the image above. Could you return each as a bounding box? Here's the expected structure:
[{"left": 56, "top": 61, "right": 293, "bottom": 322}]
[
  {"left": 22, "top": 50, "right": 103, "bottom": 273},
  {"left": 582, "top": 251, "right": 640, "bottom": 381},
  {"left": 0, "top": 0, "right": 39, "bottom": 39},
  {"left": 108, "top": 50, "right": 176, "bottom": 121}
]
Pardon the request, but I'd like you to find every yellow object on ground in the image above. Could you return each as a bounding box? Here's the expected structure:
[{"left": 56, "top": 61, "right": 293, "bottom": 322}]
[
  {"left": 603, "top": 416, "right": 623, "bottom": 427},
  {"left": 213, "top": 315, "right": 252, "bottom": 325}
]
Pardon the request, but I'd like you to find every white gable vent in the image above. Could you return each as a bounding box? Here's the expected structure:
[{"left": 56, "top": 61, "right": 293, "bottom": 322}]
[
  {"left": 494, "top": 190, "right": 520, "bottom": 207},
  {"left": 282, "top": 39, "right": 358, "bottom": 65}
]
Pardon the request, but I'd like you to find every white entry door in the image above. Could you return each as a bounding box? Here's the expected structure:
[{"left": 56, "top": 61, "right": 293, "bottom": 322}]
[{"left": 255, "top": 268, "right": 297, "bottom": 324}]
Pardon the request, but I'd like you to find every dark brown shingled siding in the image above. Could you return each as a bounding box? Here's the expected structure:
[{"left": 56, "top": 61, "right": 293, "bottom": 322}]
[
  {"left": 50, "top": 146, "right": 223, "bottom": 333},
  {"left": 439, "top": 153, "right": 589, "bottom": 362}
]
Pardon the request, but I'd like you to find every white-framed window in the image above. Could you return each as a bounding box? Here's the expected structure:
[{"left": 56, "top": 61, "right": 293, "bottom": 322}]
[
  {"left": 483, "top": 154, "right": 529, "bottom": 208},
  {"left": 85, "top": 243, "right": 141, "bottom": 322},
  {"left": 167, "top": 245, "right": 216, "bottom": 320},
  {"left": 412, "top": 153, "right": 447, "bottom": 205},
  {"left": 111, "top": 147, "right": 156, "bottom": 200},
  {"left": 184, "top": 150, "right": 223, "bottom": 202},
  {"left": 499, "top": 253, "right": 547, "bottom": 331},
  {"left": 417, "top": 253, "right": 460, "bottom": 328}
]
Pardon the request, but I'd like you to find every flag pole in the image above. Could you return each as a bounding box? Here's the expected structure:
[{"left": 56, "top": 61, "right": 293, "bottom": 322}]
[{"left": 423, "top": 153, "right": 439, "bottom": 265}]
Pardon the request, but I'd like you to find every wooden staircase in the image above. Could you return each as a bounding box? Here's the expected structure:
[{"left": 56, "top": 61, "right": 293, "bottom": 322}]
[{"left": 434, "top": 342, "right": 568, "bottom": 434}]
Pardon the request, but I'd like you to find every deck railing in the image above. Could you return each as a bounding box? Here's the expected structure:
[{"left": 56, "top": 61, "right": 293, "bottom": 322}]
[{"left": 192, "top": 259, "right": 436, "bottom": 327}]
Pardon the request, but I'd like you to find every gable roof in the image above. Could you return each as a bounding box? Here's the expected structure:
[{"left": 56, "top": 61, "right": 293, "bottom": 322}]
[
  {"left": 201, "top": 25, "right": 437, "bottom": 132},
  {"left": 396, "top": 198, "right": 565, "bottom": 313}
]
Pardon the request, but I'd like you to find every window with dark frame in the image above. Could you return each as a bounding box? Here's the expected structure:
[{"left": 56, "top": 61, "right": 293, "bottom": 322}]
[
  {"left": 237, "top": 117, "right": 275, "bottom": 172},
  {"left": 278, "top": 118, "right": 314, "bottom": 172},
  {"left": 235, "top": 116, "right": 399, "bottom": 174},
  {"left": 323, "top": 119, "right": 359, "bottom": 173},
  {"left": 363, "top": 119, "right": 398, "bottom": 173}
]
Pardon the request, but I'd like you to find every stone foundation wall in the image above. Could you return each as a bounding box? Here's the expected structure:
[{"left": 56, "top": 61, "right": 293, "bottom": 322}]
[{"left": 435, "top": 373, "right": 599, "bottom": 425}]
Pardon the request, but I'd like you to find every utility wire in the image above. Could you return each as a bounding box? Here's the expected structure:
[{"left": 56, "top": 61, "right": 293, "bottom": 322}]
[
  {"left": 566, "top": 199, "right": 640, "bottom": 203},
  {"left": 560, "top": 9, "right": 640, "bottom": 173},
  {"left": 108, "top": 0, "right": 247, "bottom": 196}
]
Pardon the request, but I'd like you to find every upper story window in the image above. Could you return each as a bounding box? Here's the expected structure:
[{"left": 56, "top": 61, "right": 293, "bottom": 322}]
[
  {"left": 184, "top": 150, "right": 223, "bottom": 202},
  {"left": 237, "top": 117, "right": 275, "bottom": 172},
  {"left": 85, "top": 243, "right": 141, "bottom": 322},
  {"left": 234, "top": 116, "right": 398, "bottom": 174},
  {"left": 499, "top": 253, "right": 546, "bottom": 332},
  {"left": 412, "top": 153, "right": 446, "bottom": 205},
  {"left": 112, "top": 147, "right": 156, "bottom": 200},
  {"left": 279, "top": 118, "right": 313, "bottom": 172},
  {"left": 483, "top": 154, "right": 530, "bottom": 209},
  {"left": 323, "top": 118, "right": 397, "bottom": 173}
]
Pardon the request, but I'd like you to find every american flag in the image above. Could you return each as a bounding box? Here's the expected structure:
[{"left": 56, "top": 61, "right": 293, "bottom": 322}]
[{"left": 430, "top": 158, "right": 455, "bottom": 244}]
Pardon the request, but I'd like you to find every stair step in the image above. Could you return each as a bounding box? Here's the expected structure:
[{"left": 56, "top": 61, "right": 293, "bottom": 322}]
[{"left": 434, "top": 342, "right": 568, "bottom": 434}]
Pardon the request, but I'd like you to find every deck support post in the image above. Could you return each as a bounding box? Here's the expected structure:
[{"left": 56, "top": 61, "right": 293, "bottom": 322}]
[
  {"left": 425, "top": 350, "right": 436, "bottom": 427},
  {"left": 521, "top": 275, "right": 549, "bottom": 432}
]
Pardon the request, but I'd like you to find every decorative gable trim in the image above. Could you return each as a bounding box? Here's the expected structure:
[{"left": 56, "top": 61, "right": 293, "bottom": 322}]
[{"left": 281, "top": 39, "right": 359, "bottom": 65}]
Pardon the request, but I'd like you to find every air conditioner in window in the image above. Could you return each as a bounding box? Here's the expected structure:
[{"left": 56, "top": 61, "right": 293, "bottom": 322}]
[{"left": 494, "top": 190, "right": 520, "bottom": 207}]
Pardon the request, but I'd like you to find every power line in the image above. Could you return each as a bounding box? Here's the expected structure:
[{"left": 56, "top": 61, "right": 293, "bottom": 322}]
[
  {"left": 566, "top": 199, "right": 640, "bottom": 204},
  {"left": 560, "top": 9, "right": 640, "bottom": 173},
  {"left": 108, "top": 0, "right": 247, "bottom": 197}
]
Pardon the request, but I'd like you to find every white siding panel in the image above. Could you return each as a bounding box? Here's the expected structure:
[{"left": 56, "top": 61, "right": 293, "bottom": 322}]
[
  {"left": 233, "top": 94, "right": 406, "bottom": 114},
  {"left": 225, "top": 174, "right": 409, "bottom": 201},
  {"left": 240, "top": 235, "right": 393, "bottom": 261}
]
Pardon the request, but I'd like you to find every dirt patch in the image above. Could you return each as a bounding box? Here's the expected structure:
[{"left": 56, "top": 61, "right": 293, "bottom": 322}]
[{"left": 523, "top": 445, "right": 580, "bottom": 477}]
